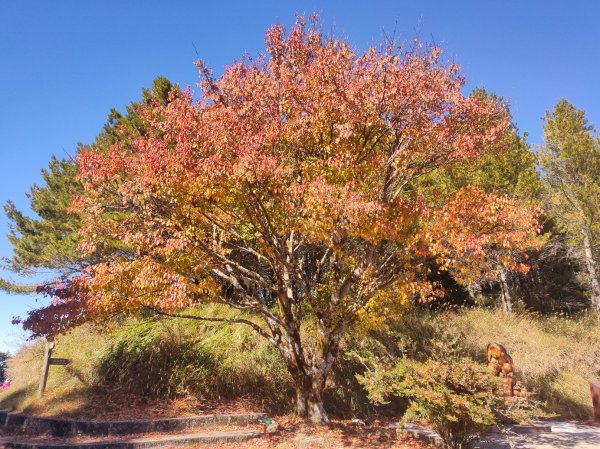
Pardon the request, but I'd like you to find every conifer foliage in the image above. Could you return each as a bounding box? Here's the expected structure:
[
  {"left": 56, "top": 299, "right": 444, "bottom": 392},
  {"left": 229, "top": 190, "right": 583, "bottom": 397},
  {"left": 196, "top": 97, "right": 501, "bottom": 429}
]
[{"left": 541, "top": 100, "right": 600, "bottom": 311}]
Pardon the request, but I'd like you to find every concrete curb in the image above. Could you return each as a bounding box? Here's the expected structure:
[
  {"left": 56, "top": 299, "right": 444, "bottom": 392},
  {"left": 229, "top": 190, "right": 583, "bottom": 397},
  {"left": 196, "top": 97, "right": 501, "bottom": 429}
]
[
  {"left": 0, "top": 411, "right": 267, "bottom": 437},
  {"left": 401, "top": 422, "right": 553, "bottom": 448},
  {"left": 2, "top": 430, "right": 262, "bottom": 449},
  {"left": 401, "top": 424, "right": 444, "bottom": 447},
  {"left": 502, "top": 424, "right": 552, "bottom": 434}
]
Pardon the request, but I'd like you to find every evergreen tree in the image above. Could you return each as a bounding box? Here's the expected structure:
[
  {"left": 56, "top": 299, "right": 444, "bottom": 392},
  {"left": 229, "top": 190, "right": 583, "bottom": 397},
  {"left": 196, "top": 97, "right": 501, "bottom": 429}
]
[
  {"left": 449, "top": 89, "right": 542, "bottom": 202},
  {"left": 5, "top": 157, "right": 84, "bottom": 278},
  {"left": 540, "top": 100, "right": 600, "bottom": 312},
  {"left": 2, "top": 77, "right": 177, "bottom": 289}
]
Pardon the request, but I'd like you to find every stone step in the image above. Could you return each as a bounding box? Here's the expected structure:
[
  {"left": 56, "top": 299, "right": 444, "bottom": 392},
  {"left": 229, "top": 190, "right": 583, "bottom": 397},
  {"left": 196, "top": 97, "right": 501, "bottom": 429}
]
[
  {"left": 0, "top": 412, "right": 268, "bottom": 437},
  {"left": 1, "top": 429, "right": 262, "bottom": 449}
]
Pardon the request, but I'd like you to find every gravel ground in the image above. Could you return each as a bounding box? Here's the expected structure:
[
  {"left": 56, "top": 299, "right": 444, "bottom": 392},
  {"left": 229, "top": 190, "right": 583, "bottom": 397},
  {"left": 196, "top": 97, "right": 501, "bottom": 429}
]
[{"left": 477, "top": 421, "right": 600, "bottom": 449}]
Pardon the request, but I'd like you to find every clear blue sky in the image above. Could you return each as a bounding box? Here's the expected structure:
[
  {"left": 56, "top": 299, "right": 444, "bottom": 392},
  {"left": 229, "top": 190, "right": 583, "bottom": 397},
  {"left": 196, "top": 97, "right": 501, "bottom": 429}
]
[{"left": 0, "top": 0, "right": 598, "bottom": 353}]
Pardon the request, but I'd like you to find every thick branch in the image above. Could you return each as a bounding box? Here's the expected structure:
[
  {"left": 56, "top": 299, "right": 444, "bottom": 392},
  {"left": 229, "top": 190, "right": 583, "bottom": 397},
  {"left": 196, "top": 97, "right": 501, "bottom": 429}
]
[{"left": 145, "top": 306, "right": 277, "bottom": 345}]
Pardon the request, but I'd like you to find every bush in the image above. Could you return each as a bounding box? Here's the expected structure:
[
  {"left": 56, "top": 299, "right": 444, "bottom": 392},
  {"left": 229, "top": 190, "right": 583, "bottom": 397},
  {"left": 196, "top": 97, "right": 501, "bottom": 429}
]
[
  {"left": 355, "top": 308, "right": 599, "bottom": 420},
  {"left": 402, "top": 358, "right": 502, "bottom": 449},
  {"left": 359, "top": 336, "right": 543, "bottom": 449},
  {"left": 96, "top": 308, "right": 294, "bottom": 411},
  {"left": 98, "top": 323, "right": 214, "bottom": 398}
]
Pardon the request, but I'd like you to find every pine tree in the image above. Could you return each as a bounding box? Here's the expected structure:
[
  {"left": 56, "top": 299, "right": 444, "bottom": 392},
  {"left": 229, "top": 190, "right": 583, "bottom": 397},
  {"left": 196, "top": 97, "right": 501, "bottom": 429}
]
[
  {"left": 3, "top": 77, "right": 177, "bottom": 288},
  {"left": 541, "top": 100, "right": 600, "bottom": 312}
]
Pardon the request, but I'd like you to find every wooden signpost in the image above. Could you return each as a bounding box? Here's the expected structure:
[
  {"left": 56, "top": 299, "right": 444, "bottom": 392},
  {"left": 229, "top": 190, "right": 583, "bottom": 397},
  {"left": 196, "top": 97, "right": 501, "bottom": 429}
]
[
  {"left": 49, "top": 358, "right": 70, "bottom": 366},
  {"left": 37, "top": 341, "right": 71, "bottom": 398}
]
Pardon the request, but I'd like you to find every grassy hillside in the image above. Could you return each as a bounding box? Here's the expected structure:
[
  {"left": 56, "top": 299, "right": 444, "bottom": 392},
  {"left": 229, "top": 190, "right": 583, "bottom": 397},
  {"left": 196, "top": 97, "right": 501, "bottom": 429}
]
[
  {"left": 449, "top": 309, "right": 600, "bottom": 419},
  {"left": 1, "top": 307, "right": 598, "bottom": 420},
  {"left": 0, "top": 305, "right": 293, "bottom": 418}
]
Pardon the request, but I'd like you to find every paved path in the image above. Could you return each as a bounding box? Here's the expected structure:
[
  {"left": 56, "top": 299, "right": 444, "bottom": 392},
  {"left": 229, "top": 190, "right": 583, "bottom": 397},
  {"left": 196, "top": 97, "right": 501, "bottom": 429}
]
[{"left": 478, "top": 421, "right": 600, "bottom": 449}]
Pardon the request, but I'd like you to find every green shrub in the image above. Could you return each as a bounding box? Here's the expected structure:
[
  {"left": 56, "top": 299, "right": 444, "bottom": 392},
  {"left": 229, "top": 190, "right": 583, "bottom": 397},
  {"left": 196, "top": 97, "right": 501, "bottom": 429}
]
[
  {"left": 98, "top": 322, "right": 214, "bottom": 398},
  {"left": 402, "top": 357, "right": 502, "bottom": 449},
  {"left": 96, "top": 309, "right": 294, "bottom": 411},
  {"left": 359, "top": 338, "right": 541, "bottom": 449}
]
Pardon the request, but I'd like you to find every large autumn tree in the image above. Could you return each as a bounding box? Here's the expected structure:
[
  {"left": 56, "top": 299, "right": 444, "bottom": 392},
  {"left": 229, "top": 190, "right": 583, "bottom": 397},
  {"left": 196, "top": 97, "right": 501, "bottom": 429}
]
[
  {"left": 540, "top": 100, "right": 600, "bottom": 311},
  {"left": 40, "top": 17, "right": 539, "bottom": 422}
]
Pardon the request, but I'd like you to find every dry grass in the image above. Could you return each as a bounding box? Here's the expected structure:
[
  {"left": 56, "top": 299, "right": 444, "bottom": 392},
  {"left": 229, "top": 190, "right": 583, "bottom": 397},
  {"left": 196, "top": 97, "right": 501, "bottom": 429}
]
[
  {"left": 0, "top": 324, "right": 110, "bottom": 415},
  {"left": 0, "top": 318, "right": 284, "bottom": 418},
  {"left": 1, "top": 308, "right": 598, "bottom": 422},
  {"left": 447, "top": 309, "right": 600, "bottom": 419}
]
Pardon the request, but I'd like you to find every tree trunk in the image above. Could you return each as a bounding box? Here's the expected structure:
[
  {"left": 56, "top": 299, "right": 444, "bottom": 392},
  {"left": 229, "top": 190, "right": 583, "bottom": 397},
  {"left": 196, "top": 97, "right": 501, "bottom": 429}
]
[
  {"left": 274, "top": 325, "right": 333, "bottom": 424},
  {"left": 466, "top": 283, "right": 479, "bottom": 303},
  {"left": 276, "top": 319, "right": 344, "bottom": 424},
  {"left": 499, "top": 268, "right": 513, "bottom": 315},
  {"left": 295, "top": 374, "right": 329, "bottom": 423},
  {"left": 582, "top": 228, "right": 600, "bottom": 313}
]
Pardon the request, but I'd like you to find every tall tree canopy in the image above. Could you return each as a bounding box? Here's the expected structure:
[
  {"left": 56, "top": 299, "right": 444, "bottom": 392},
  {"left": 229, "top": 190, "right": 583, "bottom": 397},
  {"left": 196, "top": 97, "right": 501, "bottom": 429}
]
[
  {"left": 540, "top": 100, "right": 600, "bottom": 311},
  {"left": 23, "top": 17, "right": 539, "bottom": 422},
  {"left": 428, "top": 88, "right": 543, "bottom": 313}
]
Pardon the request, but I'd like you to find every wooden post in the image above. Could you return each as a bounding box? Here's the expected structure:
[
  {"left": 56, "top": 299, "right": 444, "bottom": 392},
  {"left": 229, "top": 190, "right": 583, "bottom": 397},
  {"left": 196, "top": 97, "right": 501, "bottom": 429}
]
[
  {"left": 37, "top": 340, "right": 55, "bottom": 399},
  {"left": 591, "top": 380, "right": 600, "bottom": 422}
]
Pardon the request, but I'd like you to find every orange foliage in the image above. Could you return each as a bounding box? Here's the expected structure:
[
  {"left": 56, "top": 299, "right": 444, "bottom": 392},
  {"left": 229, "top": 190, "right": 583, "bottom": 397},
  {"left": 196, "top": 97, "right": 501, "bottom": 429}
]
[{"left": 27, "top": 15, "right": 541, "bottom": 422}]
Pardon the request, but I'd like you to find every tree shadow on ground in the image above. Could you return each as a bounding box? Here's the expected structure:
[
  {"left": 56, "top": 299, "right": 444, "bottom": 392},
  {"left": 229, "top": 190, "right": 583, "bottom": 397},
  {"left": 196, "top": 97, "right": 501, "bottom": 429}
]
[
  {"left": 0, "top": 387, "right": 34, "bottom": 412},
  {"left": 478, "top": 422, "right": 600, "bottom": 449}
]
